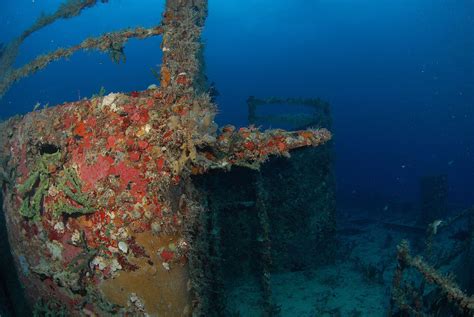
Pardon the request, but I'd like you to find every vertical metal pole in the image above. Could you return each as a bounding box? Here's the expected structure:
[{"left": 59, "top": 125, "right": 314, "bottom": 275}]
[{"left": 256, "top": 175, "right": 276, "bottom": 316}]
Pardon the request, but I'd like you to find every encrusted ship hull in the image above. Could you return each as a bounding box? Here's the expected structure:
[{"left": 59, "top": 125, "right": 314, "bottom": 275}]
[
  {"left": 0, "top": 86, "right": 329, "bottom": 315},
  {"left": 0, "top": 0, "right": 332, "bottom": 315}
]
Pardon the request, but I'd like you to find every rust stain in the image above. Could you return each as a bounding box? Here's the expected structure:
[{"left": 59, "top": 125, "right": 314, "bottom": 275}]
[{"left": 100, "top": 231, "right": 191, "bottom": 316}]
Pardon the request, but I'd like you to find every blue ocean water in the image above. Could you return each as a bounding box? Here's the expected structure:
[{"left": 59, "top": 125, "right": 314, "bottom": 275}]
[{"left": 0, "top": 1, "right": 473, "bottom": 315}]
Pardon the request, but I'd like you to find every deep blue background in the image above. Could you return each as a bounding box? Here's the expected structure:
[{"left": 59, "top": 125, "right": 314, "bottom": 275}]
[{"left": 1, "top": 0, "right": 473, "bottom": 207}]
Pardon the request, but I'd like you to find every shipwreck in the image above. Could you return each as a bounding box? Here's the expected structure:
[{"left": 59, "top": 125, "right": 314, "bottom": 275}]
[{"left": 0, "top": 0, "right": 336, "bottom": 315}]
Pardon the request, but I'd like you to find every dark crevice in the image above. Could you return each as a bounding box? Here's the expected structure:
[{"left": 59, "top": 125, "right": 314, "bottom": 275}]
[{"left": 39, "top": 143, "right": 60, "bottom": 155}]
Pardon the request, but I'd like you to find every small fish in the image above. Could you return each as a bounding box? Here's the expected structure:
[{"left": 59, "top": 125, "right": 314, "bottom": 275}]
[{"left": 449, "top": 230, "right": 471, "bottom": 242}]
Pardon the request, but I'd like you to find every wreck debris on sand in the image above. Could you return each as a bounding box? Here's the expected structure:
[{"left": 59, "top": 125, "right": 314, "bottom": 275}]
[{"left": 390, "top": 239, "right": 474, "bottom": 316}]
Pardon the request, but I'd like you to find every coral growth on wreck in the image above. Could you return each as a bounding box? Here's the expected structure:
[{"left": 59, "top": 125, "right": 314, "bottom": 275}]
[{"left": 0, "top": 0, "right": 332, "bottom": 315}]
